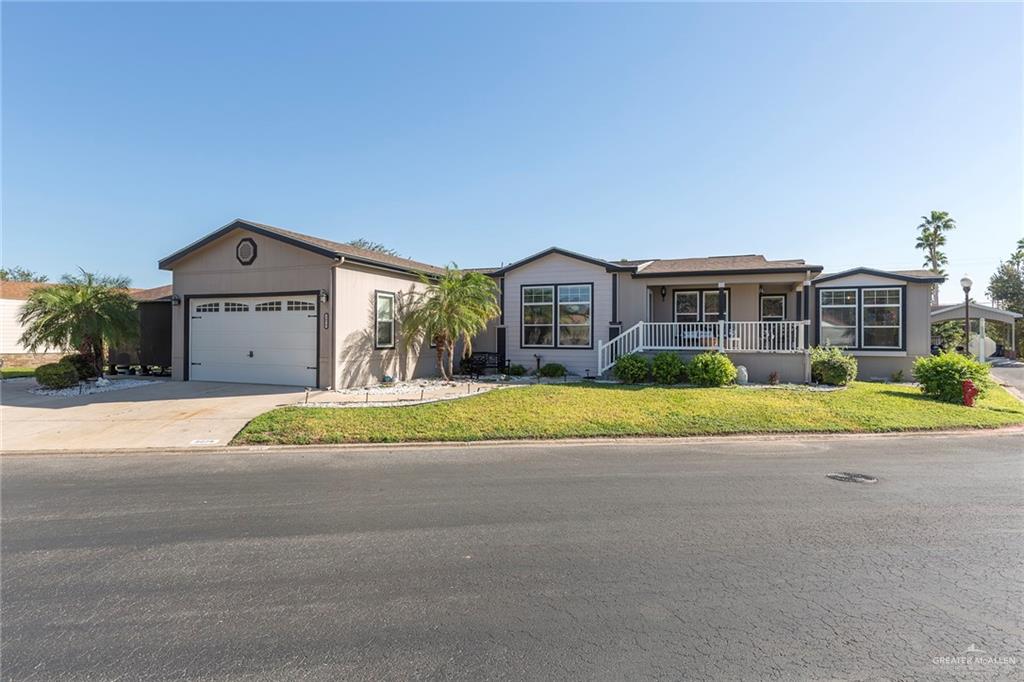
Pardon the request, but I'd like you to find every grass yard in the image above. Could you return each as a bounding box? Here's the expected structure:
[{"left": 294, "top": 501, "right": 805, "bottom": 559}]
[
  {"left": 233, "top": 381, "right": 1024, "bottom": 445},
  {"left": 1, "top": 367, "right": 35, "bottom": 380}
]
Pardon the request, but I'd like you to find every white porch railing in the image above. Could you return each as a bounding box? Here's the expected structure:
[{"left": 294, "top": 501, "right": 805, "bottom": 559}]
[{"left": 597, "top": 321, "right": 806, "bottom": 374}]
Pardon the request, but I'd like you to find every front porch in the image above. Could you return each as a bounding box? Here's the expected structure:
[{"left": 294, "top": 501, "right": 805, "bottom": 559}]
[{"left": 597, "top": 320, "right": 807, "bottom": 374}]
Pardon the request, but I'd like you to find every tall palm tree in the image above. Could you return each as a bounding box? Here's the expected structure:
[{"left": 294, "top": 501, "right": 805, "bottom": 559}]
[
  {"left": 916, "top": 210, "right": 957, "bottom": 304},
  {"left": 401, "top": 266, "right": 500, "bottom": 380},
  {"left": 19, "top": 269, "right": 139, "bottom": 373}
]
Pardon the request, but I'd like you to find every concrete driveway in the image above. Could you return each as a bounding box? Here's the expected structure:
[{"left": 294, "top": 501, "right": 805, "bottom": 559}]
[
  {"left": 991, "top": 360, "right": 1024, "bottom": 394},
  {"left": 1, "top": 379, "right": 306, "bottom": 452}
]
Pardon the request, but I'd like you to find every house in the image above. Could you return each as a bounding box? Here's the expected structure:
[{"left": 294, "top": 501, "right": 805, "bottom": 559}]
[
  {"left": 158, "top": 219, "right": 944, "bottom": 388},
  {"left": 0, "top": 281, "right": 172, "bottom": 368}
]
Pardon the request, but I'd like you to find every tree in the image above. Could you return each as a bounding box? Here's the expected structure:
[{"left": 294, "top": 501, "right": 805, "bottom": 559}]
[
  {"left": 18, "top": 269, "right": 139, "bottom": 373},
  {"left": 988, "top": 241, "right": 1024, "bottom": 356},
  {"left": 1, "top": 266, "right": 47, "bottom": 282},
  {"left": 915, "top": 211, "right": 957, "bottom": 304},
  {"left": 346, "top": 238, "right": 400, "bottom": 257},
  {"left": 401, "top": 267, "right": 500, "bottom": 380}
]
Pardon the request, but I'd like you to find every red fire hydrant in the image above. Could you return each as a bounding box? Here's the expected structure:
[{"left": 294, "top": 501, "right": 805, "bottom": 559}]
[{"left": 962, "top": 379, "right": 979, "bottom": 407}]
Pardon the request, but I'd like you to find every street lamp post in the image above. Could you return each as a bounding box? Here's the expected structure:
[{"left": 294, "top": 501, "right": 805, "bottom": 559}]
[{"left": 960, "top": 275, "right": 973, "bottom": 356}]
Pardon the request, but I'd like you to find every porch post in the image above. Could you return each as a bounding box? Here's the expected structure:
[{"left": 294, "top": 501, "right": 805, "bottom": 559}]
[
  {"left": 978, "top": 317, "right": 987, "bottom": 362},
  {"left": 718, "top": 282, "right": 726, "bottom": 350},
  {"left": 803, "top": 279, "right": 812, "bottom": 348}
]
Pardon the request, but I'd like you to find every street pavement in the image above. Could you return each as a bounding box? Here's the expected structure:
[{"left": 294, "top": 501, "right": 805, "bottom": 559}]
[{"left": 2, "top": 433, "right": 1022, "bottom": 680}]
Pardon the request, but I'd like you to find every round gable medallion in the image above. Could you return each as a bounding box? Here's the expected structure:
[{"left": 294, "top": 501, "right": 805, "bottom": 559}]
[{"left": 236, "top": 238, "right": 257, "bottom": 266}]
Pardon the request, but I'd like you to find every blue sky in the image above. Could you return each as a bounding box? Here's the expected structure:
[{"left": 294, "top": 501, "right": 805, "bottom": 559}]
[{"left": 3, "top": 2, "right": 1021, "bottom": 302}]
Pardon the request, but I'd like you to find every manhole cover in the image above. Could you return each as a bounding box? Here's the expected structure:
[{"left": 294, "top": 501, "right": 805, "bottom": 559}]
[{"left": 826, "top": 472, "right": 878, "bottom": 484}]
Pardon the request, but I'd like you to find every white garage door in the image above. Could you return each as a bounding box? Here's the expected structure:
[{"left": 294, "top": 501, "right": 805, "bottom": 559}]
[{"left": 189, "top": 295, "right": 318, "bottom": 386}]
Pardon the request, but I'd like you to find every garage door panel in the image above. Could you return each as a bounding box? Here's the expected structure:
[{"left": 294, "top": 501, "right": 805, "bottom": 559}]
[{"left": 189, "top": 295, "right": 318, "bottom": 386}]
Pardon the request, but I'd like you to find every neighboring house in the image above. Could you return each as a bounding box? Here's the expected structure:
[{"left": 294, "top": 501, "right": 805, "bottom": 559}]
[
  {"left": 0, "top": 281, "right": 171, "bottom": 368},
  {"left": 930, "top": 301, "right": 1021, "bottom": 361},
  {"left": 159, "top": 219, "right": 943, "bottom": 388}
]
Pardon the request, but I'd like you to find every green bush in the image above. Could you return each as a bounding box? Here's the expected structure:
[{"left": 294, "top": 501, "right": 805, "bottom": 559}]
[
  {"left": 614, "top": 354, "right": 650, "bottom": 383},
  {"left": 912, "top": 352, "right": 994, "bottom": 403},
  {"left": 650, "top": 352, "right": 687, "bottom": 385},
  {"left": 505, "top": 364, "right": 527, "bottom": 376},
  {"left": 537, "top": 363, "right": 567, "bottom": 378},
  {"left": 63, "top": 353, "right": 99, "bottom": 380},
  {"left": 35, "top": 362, "right": 80, "bottom": 389},
  {"left": 687, "top": 351, "right": 737, "bottom": 387},
  {"left": 810, "top": 346, "right": 858, "bottom": 386}
]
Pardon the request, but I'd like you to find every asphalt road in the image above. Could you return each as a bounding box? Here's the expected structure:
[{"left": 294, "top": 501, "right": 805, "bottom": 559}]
[{"left": 3, "top": 434, "right": 1022, "bottom": 680}]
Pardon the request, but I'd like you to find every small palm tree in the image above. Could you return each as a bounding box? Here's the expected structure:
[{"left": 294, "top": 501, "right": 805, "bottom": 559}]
[
  {"left": 19, "top": 269, "right": 139, "bottom": 374},
  {"left": 401, "top": 266, "right": 500, "bottom": 380},
  {"left": 916, "top": 210, "right": 957, "bottom": 304}
]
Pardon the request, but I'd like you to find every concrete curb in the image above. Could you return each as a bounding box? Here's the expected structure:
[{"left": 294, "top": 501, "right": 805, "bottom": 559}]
[{"left": 4, "top": 424, "right": 1023, "bottom": 458}]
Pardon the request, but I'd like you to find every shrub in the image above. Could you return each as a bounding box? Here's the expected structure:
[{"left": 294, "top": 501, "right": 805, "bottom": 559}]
[
  {"left": 912, "top": 352, "right": 994, "bottom": 403},
  {"left": 63, "top": 353, "right": 99, "bottom": 380},
  {"left": 810, "top": 346, "right": 858, "bottom": 386},
  {"left": 614, "top": 354, "right": 650, "bottom": 383},
  {"left": 505, "top": 363, "right": 527, "bottom": 376},
  {"left": 687, "top": 351, "right": 737, "bottom": 387},
  {"left": 650, "top": 352, "right": 687, "bottom": 385},
  {"left": 767, "top": 371, "right": 780, "bottom": 386},
  {"left": 890, "top": 369, "right": 905, "bottom": 383},
  {"left": 537, "top": 363, "right": 567, "bottom": 378},
  {"left": 35, "top": 362, "right": 80, "bottom": 389}
]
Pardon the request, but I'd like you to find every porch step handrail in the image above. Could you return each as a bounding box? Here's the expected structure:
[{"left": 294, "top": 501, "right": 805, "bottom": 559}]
[{"left": 598, "top": 321, "right": 806, "bottom": 375}]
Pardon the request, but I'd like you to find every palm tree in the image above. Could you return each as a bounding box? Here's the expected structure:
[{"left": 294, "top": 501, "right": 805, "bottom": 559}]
[
  {"left": 401, "top": 266, "right": 500, "bottom": 380},
  {"left": 18, "top": 269, "right": 139, "bottom": 374},
  {"left": 916, "top": 210, "right": 957, "bottom": 304}
]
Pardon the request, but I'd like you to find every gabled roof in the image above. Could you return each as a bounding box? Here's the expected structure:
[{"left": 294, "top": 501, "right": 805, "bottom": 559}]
[
  {"left": 158, "top": 219, "right": 445, "bottom": 276},
  {"left": 813, "top": 267, "right": 946, "bottom": 284},
  {"left": 486, "top": 247, "right": 636, "bottom": 276},
  {"left": 628, "top": 254, "right": 821, "bottom": 278}
]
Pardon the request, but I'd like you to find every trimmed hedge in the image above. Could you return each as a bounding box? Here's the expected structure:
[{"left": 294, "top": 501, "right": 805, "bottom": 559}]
[
  {"left": 63, "top": 353, "right": 99, "bottom": 380},
  {"left": 538, "top": 363, "right": 567, "bottom": 378},
  {"left": 35, "top": 362, "right": 80, "bottom": 389},
  {"left": 913, "top": 352, "right": 994, "bottom": 403},
  {"left": 810, "top": 346, "right": 858, "bottom": 386},
  {"left": 505, "top": 364, "right": 527, "bottom": 377},
  {"left": 687, "top": 352, "right": 737, "bottom": 387},
  {"left": 650, "top": 352, "right": 687, "bottom": 385},
  {"left": 614, "top": 354, "right": 650, "bottom": 384}
]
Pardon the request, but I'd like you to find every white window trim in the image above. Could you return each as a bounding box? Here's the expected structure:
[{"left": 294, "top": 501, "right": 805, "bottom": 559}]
[
  {"left": 760, "top": 295, "right": 786, "bottom": 321},
  {"left": 860, "top": 287, "right": 902, "bottom": 350},
  {"left": 557, "top": 284, "right": 593, "bottom": 348},
  {"left": 819, "top": 288, "right": 858, "bottom": 348},
  {"left": 522, "top": 285, "right": 555, "bottom": 348},
  {"left": 702, "top": 290, "right": 729, "bottom": 322},
  {"left": 674, "top": 290, "right": 700, "bottom": 323},
  {"left": 375, "top": 291, "right": 395, "bottom": 350}
]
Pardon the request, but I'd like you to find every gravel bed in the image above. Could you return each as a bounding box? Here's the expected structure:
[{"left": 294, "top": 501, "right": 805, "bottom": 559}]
[{"left": 29, "top": 378, "right": 156, "bottom": 397}]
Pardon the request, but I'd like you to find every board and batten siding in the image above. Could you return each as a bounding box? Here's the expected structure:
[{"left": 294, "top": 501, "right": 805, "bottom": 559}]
[{"left": 501, "top": 253, "right": 613, "bottom": 376}]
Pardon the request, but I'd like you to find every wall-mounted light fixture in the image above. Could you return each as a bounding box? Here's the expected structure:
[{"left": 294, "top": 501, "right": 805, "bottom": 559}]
[
  {"left": 170, "top": 294, "right": 181, "bottom": 306},
  {"left": 659, "top": 286, "right": 667, "bottom": 301},
  {"left": 319, "top": 289, "right": 329, "bottom": 304}
]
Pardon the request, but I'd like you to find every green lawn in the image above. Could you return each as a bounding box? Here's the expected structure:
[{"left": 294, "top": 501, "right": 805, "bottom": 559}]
[
  {"left": 1, "top": 367, "right": 35, "bottom": 380},
  {"left": 233, "top": 381, "right": 1024, "bottom": 445}
]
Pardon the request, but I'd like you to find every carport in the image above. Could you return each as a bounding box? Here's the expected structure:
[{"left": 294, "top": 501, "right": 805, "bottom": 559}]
[{"left": 931, "top": 302, "right": 1022, "bottom": 361}]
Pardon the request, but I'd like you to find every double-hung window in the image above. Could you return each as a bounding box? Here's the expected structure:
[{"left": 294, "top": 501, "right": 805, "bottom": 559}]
[
  {"left": 674, "top": 291, "right": 699, "bottom": 323},
  {"left": 702, "top": 291, "right": 729, "bottom": 322},
  {"left": 375, "top": 291, "right": 395, "bottom": 349},
  {"left": 819, "top": 289, "right": 857, "bottom": 347},
  {"left": 861, "top": 288, "right": 901, "bottom": 348},
  {"left": 558, "top": 285, "right": 592, "bottom": 347},
  {"left": 522, "top": 286, "right": 555, "bottom": 347},
  {"left": 760, "top": 295, "right": 786, "bottom": 321}
]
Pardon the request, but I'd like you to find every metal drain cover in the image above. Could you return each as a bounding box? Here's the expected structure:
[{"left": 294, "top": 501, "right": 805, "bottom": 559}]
[{"left": 826, "top": 472, "right": 878, "bottom": 484}]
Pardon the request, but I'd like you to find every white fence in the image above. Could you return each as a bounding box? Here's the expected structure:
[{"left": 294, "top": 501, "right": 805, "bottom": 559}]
[{"left": 597, "top": 321, "right": 805, "bottom": 374}]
